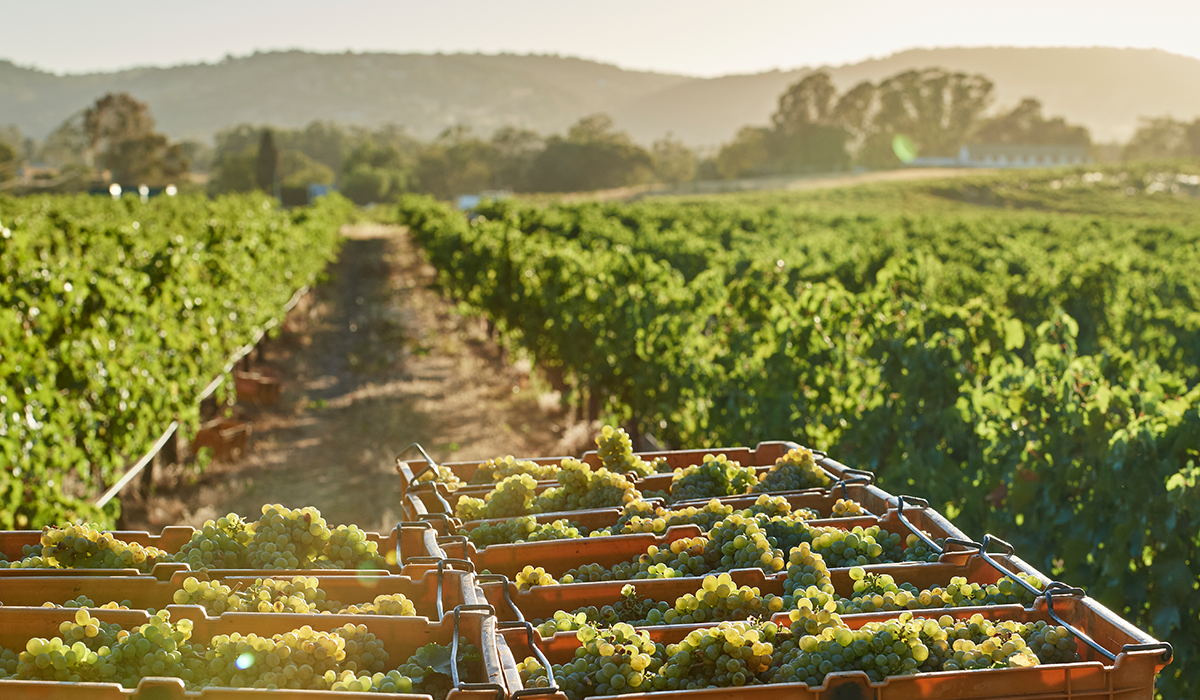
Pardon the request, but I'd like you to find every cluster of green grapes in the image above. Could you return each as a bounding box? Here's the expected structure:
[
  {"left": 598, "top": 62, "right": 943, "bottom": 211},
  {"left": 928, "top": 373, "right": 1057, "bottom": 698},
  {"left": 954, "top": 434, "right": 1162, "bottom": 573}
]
[
  {"left": 36, "top": 524, "right": 173, "bottom": 572},
  {"left": 412, "top": 463, "right": 465, "bottom": 491},
  {"left": 751, "top": 447, "right": 831, "bottom": 493},
  {"left": 903, "top": 533, "right": 946, "bottom": 563},
  {"left": 455, "top": 474, "right": 539, "bottom": 521},
  {"left": 14, "top": 610, "right": 200, "bottom": 686},
  {"left": 601, "top": 495, "right": 813, "bottom": 537},
  {"left": 515, "top": 565, "right": 560, "bottom": 591},
  {"left": 536, "top": 460, "right": 642, "bottom": 513},
  {"left": 42, "top": 595, "right": 132, "bottom": 610},
  {"left": 595, "top": 425, "right": 671, "bottom": 477},
  {"left": 562, "top": 536, "right": 709, "bottom": 583},
  {"left": 172, "top": 576, "right": 335, "bottom": 614},
  {"left": 802, "top": 524, "right": 908, "bottom": 568},
  {"left": 0, "top": 543, "right": 52, "bottom": 569},
  {"left": 176, "top": 514, "right": 254, "bottom": 569},
  {"left": 835, "top": 568, "right": 1045, "bottom": 614},
  {"left": 204, "top": 623, "right": 388, "bottom": 689},
  {"left": 830, "top": 498, "right": 869, "bottom": 518},
  {"left": 534, "top": 585, "right": 664, "bottom": 636},
  {"left": 669, "top": 454, "right": 758, "bottom": 502},
  {"left": 769, "top": 609, "right": 1079, "bottom": 686},
  {"left": 466, "top": 516, "right": 587, "bottom": 548},
  {"left": 0, "top": 647, "right": 17, "bottom": 677},
  {"left": 337, "top": 594, "right": 417, "bottom": 616},
  {"left": 520, "top": 621, "right": 776, "bottom": 698},
  {"left": 470, "top": 456, "right": 561, "bottom": 484},
  {"left": 320, "top": 524, "right": 390, "bottom": 570},
  {"left": 244, "top": 505, "right": 331, "bottom": 569}
]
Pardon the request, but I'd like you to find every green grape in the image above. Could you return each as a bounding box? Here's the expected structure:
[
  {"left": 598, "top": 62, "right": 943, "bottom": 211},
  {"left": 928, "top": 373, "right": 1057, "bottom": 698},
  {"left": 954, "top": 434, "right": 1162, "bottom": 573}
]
[
  {"left": 175, "top": 513, "right": 253, "bottom": 569},
  {"left": 751, "top": 447, "right": 830, "bottom": 493},
  {"left": 467, "top": 515, "right": 587, "bottom": 547},
  {"left": 470, "top": 455, "right": 561, "bottom": 484},
  {"left": 534, "top": 459, "right": 642, "bottom": 513},
  {"left": 245, "top": 504, "right": 331, "bottom": 569},
  {"left": 455, "top": 473, "right": 539, "bottom": 520},
  {"left": 596, "top": 425, "right": 660, "bottom": 477},
  {"left": 902, "top": 533, "right": 945, "bottom": 563},
  {"left": 396, "top": 638, "right": 479, "bottom": 700},
  {"left": 338, "top": 594, "right": 417, "bottom": 616},
  {"left": 413, "top": 463, "right": 465, "bottom": 491},
  {"left": 42, "top": 595, "right": 132, "bottom": 610},
  {"left": 0, "top": 646, "right": 18, "bottom": 679},
  {"left": 39, "top": 524, "right": 171, "bottom": 572},
  {"left": 669, "top": 454, "right": 758, "bottom": 502},
  {"left": 319, "top": 524, "right": 389, "bottom": 570},
  {"left": 516, "top": 565, "right": 559, "bottom": 591},
  {"left": 830, "top": 498, "right": 869, "bottom": 518}
]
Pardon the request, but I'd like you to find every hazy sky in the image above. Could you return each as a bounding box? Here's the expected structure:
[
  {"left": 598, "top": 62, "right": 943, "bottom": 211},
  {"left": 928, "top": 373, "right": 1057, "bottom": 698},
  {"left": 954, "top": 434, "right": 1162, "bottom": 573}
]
[{"left": 4, "top": 1, "right": 1198, "bottom": 77}]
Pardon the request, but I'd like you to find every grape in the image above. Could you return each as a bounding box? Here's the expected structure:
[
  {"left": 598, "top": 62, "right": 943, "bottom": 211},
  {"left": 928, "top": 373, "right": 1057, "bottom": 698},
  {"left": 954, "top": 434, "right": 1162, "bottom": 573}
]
[
  {"left": 669, "top": 454, "right": 758, "bottom": 502},
  {"left": 41, "top": 595, "right": 132, "bottom": 610},
  {"left": 320, "top": 524, "right": 389, "bottom": 570},
  {"left": 0, "top": 647, "right": 18, "bottom": 678},
  {"left": 396, "top": 638, "right": 480, "bottom": 700},
  {"left": 454, "top": 473, "right": 539, "bottom": 520},
  {"left": 467, "top": 515, "right": 587, "bottom": 548},
  {"left": 175, "top": 513, "right": 253, "bottom": 569},
  {"left": 534, "top": 459, "right": 642, "bottom": 513},
  {"left": 337, "top": 593, "right": 417, "bottom": 616},
  {"left": 471, "top": 455, "right": 561, "bottom": 484},
  {"left": 752, "top": 447, "right": 830, "bottom": 493},
  {"left": 515, "top": 565, "right": 559, "bottom": 591},
  {"left": 38, "top": 523, "right": 171, "bottom": 572},
  {"left": 830, "top": 498, "right": 869, "bottom": 518},
  {"left": 595, "top": 426, "right": 669, "bottom": 477},
  {"left": 245, "top": 504, "right": 330, "bottom": 569},
  {"left": 413, "top": 464, "right": 465, "bottom": 491}
]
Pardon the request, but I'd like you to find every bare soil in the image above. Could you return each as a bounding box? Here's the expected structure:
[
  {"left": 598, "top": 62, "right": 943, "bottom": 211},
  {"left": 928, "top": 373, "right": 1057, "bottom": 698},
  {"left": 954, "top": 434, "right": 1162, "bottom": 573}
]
[{"left": 120, "top": 224, "right": 583, "bottom": 533}]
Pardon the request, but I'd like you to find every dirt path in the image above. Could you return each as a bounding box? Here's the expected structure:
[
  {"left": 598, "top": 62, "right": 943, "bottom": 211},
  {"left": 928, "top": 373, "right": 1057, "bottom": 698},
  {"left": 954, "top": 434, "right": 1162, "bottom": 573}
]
[{"left": 123, "top": 224, "right": 574, "bottom": 532}]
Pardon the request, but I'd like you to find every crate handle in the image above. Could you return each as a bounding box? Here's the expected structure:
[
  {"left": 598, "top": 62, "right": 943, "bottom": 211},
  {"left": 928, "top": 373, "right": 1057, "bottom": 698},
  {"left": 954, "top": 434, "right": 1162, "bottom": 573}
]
[
  {"left": 498, "top": 620, "right": 560, "bottom": 696},
  {"left": 451, "top": 604, "right": 501, "bottom": 696},
  {"left": 974, "top": 534, "right": 1043, "bottom": 598},
  {"left": 830, "top": 474, "right": 872, "bottom": 500},
  {"left": 420, "top": 512, "right": 458, "bottom": 534},
  {"left": 435, "top": 558, "right": 474, "bottom": 619},
  {"left": 397, "top": 442, "right": 441, "bottom": 486},
  {"left": 438, "top": 534, "right": 471, "bottom": 557},
  {"left": 1121, "top": 642, "right": 1172, "bottom": 664},
  {"left": 406, "top": 556, "right": 447, "bottom": 565},
  {"left": 1043, "top": 587, "right": 1116, "bottom": 662},
  {"left": 895, "top": 495, "right": 942, "bottom": 555},
  {"left": 392, "top": 521, "right": 433, "bottom": 565},
  {"left": 476, "top": 573, "right": 523, "bottom": 623},
  {"left": 941, "top": 537, "right": 982, "bottom": 552}
]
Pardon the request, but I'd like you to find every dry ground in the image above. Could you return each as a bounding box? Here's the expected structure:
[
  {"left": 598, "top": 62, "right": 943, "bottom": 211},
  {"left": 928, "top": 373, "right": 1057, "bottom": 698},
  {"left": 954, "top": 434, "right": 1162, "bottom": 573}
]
[{"left": 120, "top": 224, "right": 578, "bottom": 532}]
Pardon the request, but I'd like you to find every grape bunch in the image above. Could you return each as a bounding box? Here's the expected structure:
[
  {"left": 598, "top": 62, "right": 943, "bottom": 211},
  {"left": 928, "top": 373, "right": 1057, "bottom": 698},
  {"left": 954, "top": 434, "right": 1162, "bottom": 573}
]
[
  {"left": 803, "top": 523, "right": 906, "bottom": 568},
  {"left": 663, "top": 621, "right": 776, "bottom": 689},
  {"left": 171, "top": 575, "right": 335, "bottom": 614},
  {"left": 752, "top": 447, "right": 830, "bottom": 493},
  {"left": 466, "top": 515, "right": 586, "bottom": 548},
  {"left": 320, "top": 524, "right": 389, "bottom": 570},
  {"left": 39, "top": 524, "right": 172, "bottom": 572},
  {"left": 665, "top": 575, "right": 786, "bottom": 625},
  {"left": 840, "top": 568, "right": 1044, "bottom": 614},
  {"left": 902, "top": 533, "right": 945, "bottom": 563},
  {"left": 515, "top": 565, "right": 559, "bottom": 591},
  {"left": 470, "top": 455, "right": 560, "bottom": 484},
  {"left": 525, "top": 623, "right": 664, "bottom": 699},
  {"left": 245, "top": 505, "right": 331, "bottom": 569},
  {"left": 830, "top": 498, "right": 869, "bottom": 518},
  {"left": 1, "top": 543, "right": 51, "bottom": 569},
  {"left": 454, "top": 473, "right": 539, "bottom": 521},
  {"left": 669, "top": 454, "right": 758, "bottom": 502},
  {"left": 595, "top": 425, "right": 670, "bottom": 477},
  {"left": 412, "top": 463, "right": 465, "bottom": 491},
  {"left": 561, "top": 537, "right": 706, "bottom": 583},
  {"left": 42, "top": 595, "right": 132, "bottom": 610},
  {"left": 175, "top": 513, "right": 253, "bottom": 569},
  {"left": 535, "top": 459, "right": 642, "bottom": 513},
  {"left": 337, "top": 593, "right": 417, "bottom": 616},
  {"left": 605, "top": 499, "right": 735, "bottom": 535},
  {"left": 0, "top": 647, "right": 17, "bottom": 678}
]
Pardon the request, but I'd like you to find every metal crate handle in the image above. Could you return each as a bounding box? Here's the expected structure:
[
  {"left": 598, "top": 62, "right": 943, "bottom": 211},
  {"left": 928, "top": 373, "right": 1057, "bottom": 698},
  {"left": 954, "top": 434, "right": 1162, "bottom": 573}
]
[
  {"left": 397, "top": 442, "right": 441, "bottom": 486},
  {"left": 498, "top": 619, "right": 560, "bottom": 697},
  {"left": 476, "top": 573, "right": 523, "bottom": 623},
  {"left": 895, "top": 495, "right": 942, "bottom": 555},
  {"left": 435, "top": 558, "right": 476, "bottom": 619},
  {"left": 1120, "top": 642, "right": 1173, "bottom": 664},
  {"left": 451, "top": 604, "right": 504, "bottom": 700},
  {"left": 1043, "top": 586, "right": 1116, "bottom": 662},
  {"left": 392, "top": 521, "right": 433, "bottom": 566}
]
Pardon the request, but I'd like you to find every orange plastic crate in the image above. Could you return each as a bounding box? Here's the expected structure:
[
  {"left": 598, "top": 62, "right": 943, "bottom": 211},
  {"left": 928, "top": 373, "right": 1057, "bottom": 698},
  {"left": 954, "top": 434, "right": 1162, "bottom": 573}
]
[
  {"left": 497, "top": 592, "right": 1171, "bottom": 700},
  {"left": 0, "top": 605, "right": 506, "bottom": 700}
]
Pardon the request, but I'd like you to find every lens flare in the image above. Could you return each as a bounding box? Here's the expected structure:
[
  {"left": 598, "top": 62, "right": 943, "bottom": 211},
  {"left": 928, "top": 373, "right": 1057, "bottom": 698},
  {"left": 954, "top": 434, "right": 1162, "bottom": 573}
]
[
  {"left": 892, "top": 134, "right": 917, "bottom": 164},
  {"left": 235, "top": 652, "right": 255, "bottom": 670}
]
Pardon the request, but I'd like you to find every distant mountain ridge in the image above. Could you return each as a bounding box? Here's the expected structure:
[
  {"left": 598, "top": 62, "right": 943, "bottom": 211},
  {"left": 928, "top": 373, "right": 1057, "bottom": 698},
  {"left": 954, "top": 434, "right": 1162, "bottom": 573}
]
[{"left": 2, "top": 47, "right": 1198, "bottom": 147}]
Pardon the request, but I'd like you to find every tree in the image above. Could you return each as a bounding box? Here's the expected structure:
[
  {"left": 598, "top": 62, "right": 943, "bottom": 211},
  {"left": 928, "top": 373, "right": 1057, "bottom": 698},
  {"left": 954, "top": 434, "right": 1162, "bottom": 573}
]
[
  {"left": 490, "top": 126, "right": 544, "bottom": 191},
  {"left": 652, "top": 134, "right": 696, "bottom": 184},
  {"left": 0, "top": 139, "right": 18, "bottom": 181},
  {"left": 340, "top": 140, "right": 410, "bottom": 205},
  {"left": 973, "top": 98, "right": 1090, "bottom": 147},
  {"left": 526, "top": 114, "right": 653, "bottom": 193},
  {"left": 82, "top": 93, "right": 188, "bottom": 185},
  {"left": 1122, "top": 117, "right": 1199, "bottom": 160},
  {"left": 278, "top": 150, "right": 334, "bottom": 188},
  {"left": 832, "top": 80, "right": 878, "bottom": 159},
  {"left": 773, "top": 72, "right": 839, "bottom": 135},
  {"left": 414, "top": 126, "right": 497, "bottom": 199},
  {"left": 255, "top": 129, "right": 279, "bottom": 192},
  {"left": 714, "top": 126, "right": 770, "bottom": 179},
  {"left": 870, "top": 69, "right": 994, "bottom": 160}
]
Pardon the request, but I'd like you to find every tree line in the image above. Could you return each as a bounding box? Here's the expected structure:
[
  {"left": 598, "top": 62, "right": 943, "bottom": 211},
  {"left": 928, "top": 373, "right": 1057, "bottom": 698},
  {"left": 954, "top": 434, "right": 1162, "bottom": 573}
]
[{"left": 3, "top": 66, "right": 1199, "bottom": 199}]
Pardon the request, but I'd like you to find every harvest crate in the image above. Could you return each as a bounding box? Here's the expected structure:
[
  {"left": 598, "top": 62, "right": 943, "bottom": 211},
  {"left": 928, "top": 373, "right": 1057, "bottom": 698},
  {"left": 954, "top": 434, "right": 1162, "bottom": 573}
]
[
  {"left": 397, "top": 441, "right": 845, "bottom": 503},
  {"left": 479, "top": 546, "right": 1053, "bottom": 626},
  {"left": 421, "top": 508, "right": 969, "bottom": 580},
  {"left": 0, "top": 565, "right": 480, "bottom": 623},
  {"left": 0, "top": 523, "right": 443, "bottom": 579},
  {"left": 496, "top": 590, "right": 1171, "bottom": 700},
  {"left": 0, "top": 604, "right": 505, "bottom": 700}
]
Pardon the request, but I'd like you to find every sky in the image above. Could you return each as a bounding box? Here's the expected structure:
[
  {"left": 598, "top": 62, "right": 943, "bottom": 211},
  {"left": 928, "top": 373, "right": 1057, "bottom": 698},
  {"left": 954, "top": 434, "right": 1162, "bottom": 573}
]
[{"left": 3, "top": 1, "right": 1199, "bottom": 78}]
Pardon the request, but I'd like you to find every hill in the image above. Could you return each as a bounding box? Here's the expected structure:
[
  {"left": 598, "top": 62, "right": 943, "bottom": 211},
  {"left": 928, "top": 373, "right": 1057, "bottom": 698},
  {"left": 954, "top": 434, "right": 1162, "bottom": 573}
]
[{"left": 2, "top": 47, "right": 1198, "bottom": 147}]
